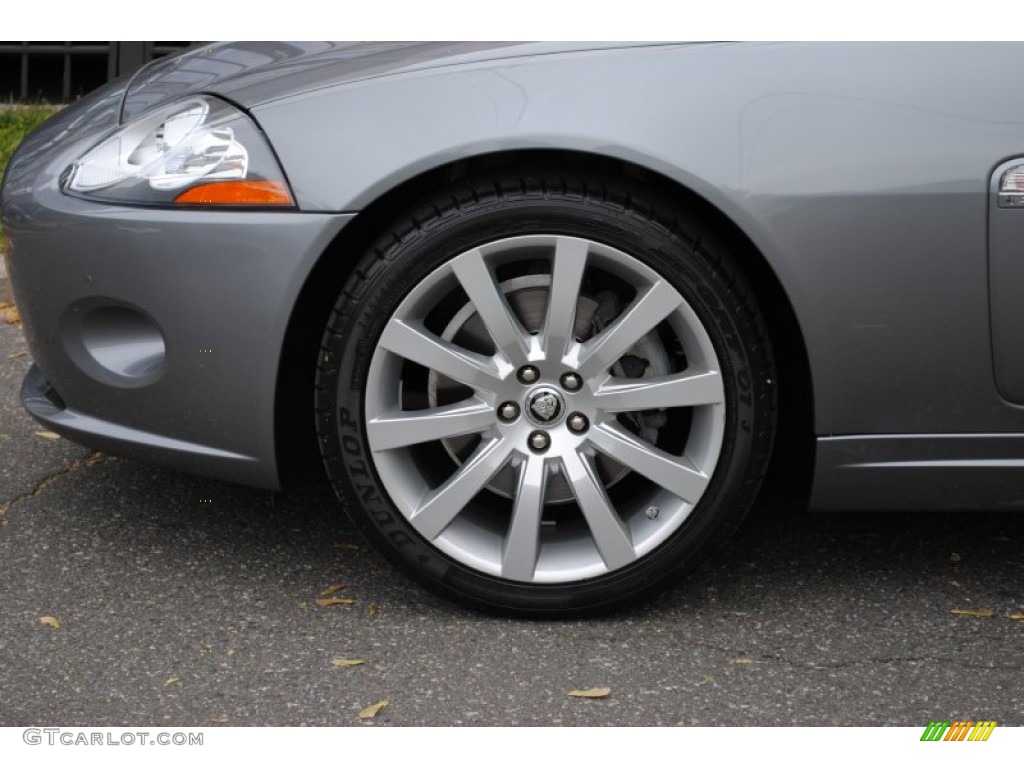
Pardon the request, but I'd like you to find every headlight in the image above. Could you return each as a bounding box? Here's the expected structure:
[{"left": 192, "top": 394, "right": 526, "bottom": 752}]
[{"left": 65, "top": 96, "right": 294, "bottom": 207}]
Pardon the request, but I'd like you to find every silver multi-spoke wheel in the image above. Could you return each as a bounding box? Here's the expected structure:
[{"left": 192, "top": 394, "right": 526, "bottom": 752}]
[
  {"left": 364, "top": 235, "right": 726, "bottom": 583},
  {"left": 317, "top": 170, "right": 774, "bottom": 613}
]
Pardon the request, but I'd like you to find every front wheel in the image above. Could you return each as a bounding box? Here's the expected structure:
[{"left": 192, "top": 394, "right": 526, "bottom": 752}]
[{"left": 316, "top": 169, "right": 776, "bottom": 615}]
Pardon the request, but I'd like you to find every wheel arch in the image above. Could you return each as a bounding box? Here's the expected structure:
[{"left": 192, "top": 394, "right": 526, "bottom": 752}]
[{"left": 274, "top": 148, "right": 815, "bottom": 503}]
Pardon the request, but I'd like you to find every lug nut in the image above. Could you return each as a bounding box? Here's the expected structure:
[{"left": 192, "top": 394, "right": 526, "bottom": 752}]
[
  {"left": 517, "top": 365, "right": 540, "bottom": 384},
  {"left": 560, "top": 372, "right": 583, "bottom": 392},
  {"left": 567, "top": 412, "right": 589, "bottom": 434},
  {"left": 498, "top": 402, "right": 520, "bottom": 422},
  {"left": 528, "top": 430, "right": 551, "bottom": 452}
]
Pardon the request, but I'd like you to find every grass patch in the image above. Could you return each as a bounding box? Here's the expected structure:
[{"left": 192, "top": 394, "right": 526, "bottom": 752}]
[{"left": 1, "top": 105, "right": 62, "bottom": 253}]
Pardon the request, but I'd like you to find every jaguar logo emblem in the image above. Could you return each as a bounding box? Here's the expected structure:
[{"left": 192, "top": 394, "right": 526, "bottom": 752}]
[{"left": 529, "top": 391, "right": 561, "bottom": 422}]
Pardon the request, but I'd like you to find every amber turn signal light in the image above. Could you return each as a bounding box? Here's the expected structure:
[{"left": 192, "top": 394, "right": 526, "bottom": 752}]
[{"left": 174, "top": 180, "right": 294, "bottom": 206}]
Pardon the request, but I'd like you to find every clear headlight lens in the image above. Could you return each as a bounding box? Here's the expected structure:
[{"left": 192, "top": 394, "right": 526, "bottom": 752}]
[{"left": 65, "top": 96, "right": 294, "bottom": 207}]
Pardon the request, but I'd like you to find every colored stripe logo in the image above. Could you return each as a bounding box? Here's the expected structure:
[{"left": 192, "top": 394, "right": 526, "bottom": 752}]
[{"left": 920, "top": 721, "right": 996, "bottom": 741}]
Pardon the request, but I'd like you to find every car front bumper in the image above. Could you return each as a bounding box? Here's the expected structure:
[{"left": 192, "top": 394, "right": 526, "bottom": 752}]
[{"left": 6, "top": 185, "right": 351, "bottom": 488}]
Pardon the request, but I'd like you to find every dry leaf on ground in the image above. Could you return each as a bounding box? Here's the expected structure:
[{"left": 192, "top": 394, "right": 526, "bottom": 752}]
[
  {"left": 7, "top": 351, "right": 27, "bottom": 359},
  {"left": 34, "top": 431, "right": 61, "bottom": 440},
  {"left": 730, "top": 658, "right": 755, "bottom": 665},
  {"left": 319, "top": 582, "right": 345, "bottom": 597},
  {"left": 209, "top": 715, "right": 229, "bottom": 725},
  {"left": 950, "top": 608, "right": 994, "bottom": 617},
  {"left": 567, "top": 687, "right": 611, "bottom": 698},
  {"left": 1009, "top": 613, "right": 1024, "bottom": 620},
  {"left": 39, "top": 616, "right": 61, "bottom": 629},
  {"left": 0, "top": 302, "right": 19, "bottom": 325},
  {"left": 164, "top": 676, "right": 180, "bottom": 686},
  {"left": 358, "top": 700, "right": 389, "bottom": 719},
  {"left": 331, "top": 658, "right": 365, "bottom": 668},
  {"left": 316, "top": 597, "right": 356, "bottom": 607}
]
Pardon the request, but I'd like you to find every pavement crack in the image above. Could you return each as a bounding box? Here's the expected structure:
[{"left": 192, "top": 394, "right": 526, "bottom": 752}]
[
  {"left": 0, "top": 451, "right": 108, "bottom": 525},
  {"left": 803, "top": 656, "right": 1023, "bottom": 672},
  {"left": 706, "top": 643, "right": 1022, "bottom": 671}
]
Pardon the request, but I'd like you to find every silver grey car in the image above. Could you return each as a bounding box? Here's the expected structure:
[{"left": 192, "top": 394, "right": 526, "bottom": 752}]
[{"left": 4, "top": 42, "right": 1022, "bottom": 615}]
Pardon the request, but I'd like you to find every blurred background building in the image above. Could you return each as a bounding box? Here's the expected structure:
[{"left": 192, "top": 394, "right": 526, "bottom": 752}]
[{"left": 1, "top": 42, "right": 192, "bottom": 102}]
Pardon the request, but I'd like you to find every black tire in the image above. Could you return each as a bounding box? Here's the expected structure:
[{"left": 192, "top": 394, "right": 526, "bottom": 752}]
[{"left": 315, "top": 167, "right": 776, "bottom": 616}]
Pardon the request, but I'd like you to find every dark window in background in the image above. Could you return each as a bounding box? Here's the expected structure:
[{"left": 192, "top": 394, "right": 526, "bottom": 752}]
[{"left": 0, "top": 42, "right": 191, "bottom": 102}]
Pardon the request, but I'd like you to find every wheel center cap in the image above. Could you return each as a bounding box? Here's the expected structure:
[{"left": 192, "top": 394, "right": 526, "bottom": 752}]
[{"left": 526, "top": 387, "right": 564, "bottom": 425}]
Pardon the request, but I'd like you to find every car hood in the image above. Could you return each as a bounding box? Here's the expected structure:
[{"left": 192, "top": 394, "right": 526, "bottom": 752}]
[{"left": 122, "top": 41, "right": 687, "bottom": 119}]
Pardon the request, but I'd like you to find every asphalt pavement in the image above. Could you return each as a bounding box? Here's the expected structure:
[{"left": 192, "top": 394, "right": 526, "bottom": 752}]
[{"left": 0, "top": 306, "right": 1022, "bottom": 727}]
